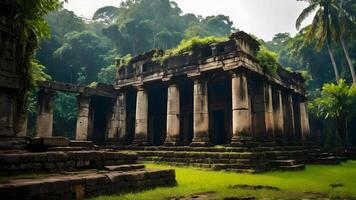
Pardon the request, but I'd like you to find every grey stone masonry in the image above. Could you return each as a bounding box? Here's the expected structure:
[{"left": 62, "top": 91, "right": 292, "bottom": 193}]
[
  {"left": 76, "top": 94, "right": 91, "bottom": 140},
  {"left": 231, "top": 71, "right": 252, "bottom": 145},
  {"left": 35, "top": 89, "right": 56, "bottom": 138},
  {"left": 165, "top": 83, "right": 181, "bottom": 145},
  {"left": 133, "top": 86, "right": 149, "bottom": 145},
  {"left": 113, "top": 31, "right": 309, "bottom": 146}
]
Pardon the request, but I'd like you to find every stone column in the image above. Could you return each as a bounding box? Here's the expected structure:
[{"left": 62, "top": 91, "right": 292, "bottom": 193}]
[
  {"left": 35, "top": 89, "right": 55, "bottom": 138},
  {"left": 75, "top": 94, "right": 91, "bottom": 140},
  {"left": 264, "top": 83, "right": 275, "bottom": 140},
  {"left": 230, "top": 72, "right": 252, "bottom": 146},
  {"left": 133, "top": 86, "right": 148, "bottom": 145},
  {"left": 284, "top": 93, "right": 295, "bottom": 143},
  {"left": 300, "top": 101, "right": 310, "bottom": 142},
  {"left": 164, "top": 84, "right": 181, "bottom": 146},
  {"left": 191, "top": 78, "right": 210, "bottom": 146},
  {"left": 106, "top": 98, "right": 118, "bottom": 142},
  {"left": 106, "top": 92, "right": 127, "bottom": 144},
  {"left": 0, "top": 92, "right": 15, "bottom": 137},
  {"left": 117, "top": 92, "right": 127, "bottom": 143},
  {"left": 273, "top": 89, "right": 284, "bottom": 143},
  {"left": 16, "top": 112, "right": 28, "bottom": 137}
]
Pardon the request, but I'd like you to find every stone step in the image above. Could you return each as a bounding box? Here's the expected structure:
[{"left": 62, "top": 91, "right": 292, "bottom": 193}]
[
  {"left": 211, "top": 163, "right": 266, "bottom": 170},
  {"left": 311, "top": 156, "right": 340, "bottom": 165},
  {"left": 48, "top": 147, "right": 90, "bottom": 151},
  {"left": 104, "top": 164, "right": 145, "bottom": 171},
  {"left": 336, "top": 156, "right": 348, "bottom": 162},
  {"left": 143, "top": 161, "right": 264, "bottom": 173},
  {"left": 309, "top": 152, "right": 330, "bottom": 157},
  {"left": 142, "top": 156, "right": 256, "bottom": 165},
  {"left": 69, "top": 140, "right": 94, "bottom": 148},
  {"left": 136, "top": 151, "right": 267, "bottom": 160},
  {"left": 271, "top": 159, "right": 297, "bottom": 167},
  {"left": 279, "top": 164, "right": 305, "bottom": 171},
  {"left": 114, "top": 145, "right": 311, "bottom": 153},
  {"left": 0, "top": 168, "right": 176, "bottom": 200}
]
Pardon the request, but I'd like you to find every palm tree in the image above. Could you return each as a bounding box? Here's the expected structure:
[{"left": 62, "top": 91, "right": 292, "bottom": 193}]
[
  {"left": 296, "top": 0, "right": 340, "bottom": 82},
  {"left": 337, "top": 0, "right": 356, "bottom": 85}
]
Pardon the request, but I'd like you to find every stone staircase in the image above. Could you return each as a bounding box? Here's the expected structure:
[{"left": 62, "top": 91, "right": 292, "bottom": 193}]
[
  {"left": 0, "top": 164, "right": 176, "bottom": 200},
  {"left": 114, "top": 146, "right": 311, "bottom": 173},
  {"left": 271, "top": 156, "right": 305, "bottom": 171},
  {"left": 307, "top": 150, "right": 341, "bottom": 165}
]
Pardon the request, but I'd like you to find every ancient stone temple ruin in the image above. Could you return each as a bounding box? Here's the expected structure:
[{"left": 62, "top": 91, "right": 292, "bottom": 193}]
[
  {"left": 32, "top": 32, "right": 311, "bottom": 147},
  {"left": 20, "top": 31, "right": 341, "bottom": 174},
  {"left": 113, "top": 31, "right": 310, "bottom": 147}
]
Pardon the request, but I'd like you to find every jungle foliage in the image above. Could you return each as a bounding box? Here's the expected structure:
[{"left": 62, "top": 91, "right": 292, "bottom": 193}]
[
  {"left": 28, "top": 0, "right": 356, "bottom": 145},
  {"left": 31, "top": 0, "right": 235, "bottom": 136}
]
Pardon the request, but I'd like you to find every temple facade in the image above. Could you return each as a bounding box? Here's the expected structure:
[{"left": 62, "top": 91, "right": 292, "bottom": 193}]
[
  {"left": 113, "top": 31, "right": 310, "bottom": 147},
  {"left": 33, "top": 31, "right": 310, "bottom": 147}
]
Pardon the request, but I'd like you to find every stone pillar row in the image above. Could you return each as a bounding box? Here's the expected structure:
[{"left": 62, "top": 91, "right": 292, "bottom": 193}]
[{"left": 33, "top": 72, "right": 310, "bottom": 146}]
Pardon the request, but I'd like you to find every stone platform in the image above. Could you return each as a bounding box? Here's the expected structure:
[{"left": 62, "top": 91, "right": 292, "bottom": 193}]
[
  {"left": 0, "top": 150, "right": 137, "bottom": 175},
  {"left": 0, "top": 167, "right": 176, "bottom": 200},
  {"left": 0, "top": 138, "right": 177, "bottom": 199},
  {"left": 113, "top": 145, "right": 344, "bottom": 173}
]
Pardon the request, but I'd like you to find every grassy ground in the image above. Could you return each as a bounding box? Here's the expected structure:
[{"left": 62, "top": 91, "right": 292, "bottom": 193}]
[{"left": 92, "top": 160, "right": 356, "bottom": 200}]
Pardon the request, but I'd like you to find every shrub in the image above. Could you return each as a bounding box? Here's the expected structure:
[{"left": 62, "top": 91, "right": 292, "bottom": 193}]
[
  {"left": 308, "top": 79, "right": 356, "bottom": 149},
  {"left": 255, "top": 47, "right": 279, "bottom": 76}
]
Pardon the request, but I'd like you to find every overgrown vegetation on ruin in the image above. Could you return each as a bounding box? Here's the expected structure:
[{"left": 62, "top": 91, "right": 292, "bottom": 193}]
[
  {"left": 151, "top": 36, "right": 228, "bottom": 64},
  {"left": 92, "top": 162, "right": 356, "bottom": 200},
  {"left": 255, "top": 47, "right": 280, "bottom": 76}
]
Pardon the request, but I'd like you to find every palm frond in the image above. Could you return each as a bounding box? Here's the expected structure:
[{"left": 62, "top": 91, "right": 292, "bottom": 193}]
[{"left": 296, "top": 3, "right": 319, "bottom": 30}]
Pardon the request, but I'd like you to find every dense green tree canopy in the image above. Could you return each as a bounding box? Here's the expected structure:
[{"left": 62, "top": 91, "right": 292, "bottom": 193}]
[{"left": 30, "top": 0, "right": 355, "bottom": 144}]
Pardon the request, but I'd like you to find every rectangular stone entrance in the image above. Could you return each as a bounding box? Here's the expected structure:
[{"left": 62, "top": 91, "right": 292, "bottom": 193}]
[
  {"left": 208, "top": 76, "right": 232, "bottom": 145},
  {"left": 148, "top": 84, "right": 167, "bottom": 145},
  {"left": 210, "top": 110, "right": 227, "bottom": 144},
  {"left": 89, "top": 96, "right": 113, "bottom": 145}
]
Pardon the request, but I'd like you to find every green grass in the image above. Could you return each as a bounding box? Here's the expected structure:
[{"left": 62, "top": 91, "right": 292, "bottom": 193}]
[{"left": 92, "top": 161, "right": 356, "bottom": 199}]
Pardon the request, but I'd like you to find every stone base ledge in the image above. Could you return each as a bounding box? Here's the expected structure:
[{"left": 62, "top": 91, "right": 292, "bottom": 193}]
[
  {"left": 0, "top": 169, "right": 176, "bottom": 200},
  {"left": 0, "top": 150, "right": 138, "bottom": 175}
]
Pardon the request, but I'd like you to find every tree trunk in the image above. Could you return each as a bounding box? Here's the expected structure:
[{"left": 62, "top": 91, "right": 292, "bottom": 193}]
[
  {"left": 340, "top": 37, "right": 356, "bottom": 85},
  {"left": 326, "top": 41, "right": 340, "bottom": 83},
  {"left": 338, "top": 115, "right": 348, "bottom": 151}
]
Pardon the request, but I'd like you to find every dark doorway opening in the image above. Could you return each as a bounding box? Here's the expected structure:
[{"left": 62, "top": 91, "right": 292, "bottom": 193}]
[
  {"left": 90, "top": 96, "right": 112, "bottom": 145},
  {"left": 180, "top": 81, "right": 194, "bottom": 145},
  {"left": 211, "top": 110, "right": 226, "bottom": 144},
  {"left": 125, "top": 88, "right": 137, "bottom": 144},
  {"left": 293, "top": 96, "right": 302, "bottom": 142},
  {"left": 208, "top": 75, "right": 232, "bottom": 145},
  {"left": 148, "top": 84, "right": 167, "bottom": 145}
]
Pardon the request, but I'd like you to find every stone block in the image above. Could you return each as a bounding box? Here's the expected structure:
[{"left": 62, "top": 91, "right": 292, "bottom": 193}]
[
  {"left": 0, "top": 154, "right": 20, "bottom": 164},
  {"left": 20, "top": 153, "right": 47, "bottom": 162},
  {"left": 67, "top": 151, "right": 100, "bottom": 161},
  {"left": 44, "top": 162, "right": 56, "bottom": 170},
  {"left": 46, "top": 152, "right": 68, "bottom": 162},
  {"left": 69, "top": 140, "right": 93, "bottom": 148}
]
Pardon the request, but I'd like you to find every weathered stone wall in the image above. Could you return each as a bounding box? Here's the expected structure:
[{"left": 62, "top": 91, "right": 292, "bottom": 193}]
[
  {"left": 113, "top": 31, "right": 309, "bottom": 146},
  {"left": 0, "top": 1, "right": 24, "bottom": 138},
  {"left": 0, "top": 150, "right": 138, "bottom": 175},
  {"left": 0, "top": 168, "right": 176, "bottom": 200}
]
